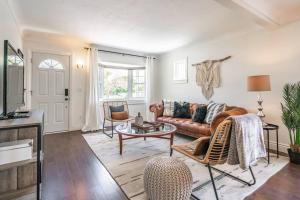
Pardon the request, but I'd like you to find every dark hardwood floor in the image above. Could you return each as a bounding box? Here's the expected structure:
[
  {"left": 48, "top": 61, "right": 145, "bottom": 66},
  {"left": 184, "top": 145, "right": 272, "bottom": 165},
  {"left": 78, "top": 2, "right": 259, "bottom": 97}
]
[
  {"left": 42, "top": 131, "right": 300, "bottom": 200},
  {"left": 246, "top": 163, "right": 300, "bottom": 200},
  {"left": 42, "top": 131, "right": 128, "bottom": 200}
]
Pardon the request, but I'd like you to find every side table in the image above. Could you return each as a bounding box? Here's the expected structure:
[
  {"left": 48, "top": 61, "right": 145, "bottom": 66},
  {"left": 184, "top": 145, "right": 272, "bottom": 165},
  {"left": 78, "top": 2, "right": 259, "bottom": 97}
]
[{"left": 263, "top": 123, "right": 279, "bottom": 164}]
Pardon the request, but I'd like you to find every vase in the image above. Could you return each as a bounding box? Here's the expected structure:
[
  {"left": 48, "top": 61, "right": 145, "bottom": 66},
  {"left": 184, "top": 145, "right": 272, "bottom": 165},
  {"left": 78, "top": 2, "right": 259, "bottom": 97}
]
[
  {"left": 288, "top": 148, "right": 300, "bottom": 164},
  {"left": 135, "top": 112, "right": 143, "bottom": 126}
]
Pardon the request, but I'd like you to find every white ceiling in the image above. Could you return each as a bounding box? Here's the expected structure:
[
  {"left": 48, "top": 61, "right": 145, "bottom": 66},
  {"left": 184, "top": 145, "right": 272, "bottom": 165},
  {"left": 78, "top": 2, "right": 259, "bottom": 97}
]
[
  {"left": 9, "top": 0, "right": 300, "bottom": 53},
  {"left": 10, "top": 0, "right": 300, "bottom": 54},
  {"left": 10, "top": 0, "right": 260, "bottom": 53},
  {"left": 240, "top": 0, "right": 300, "bottom": 25}
]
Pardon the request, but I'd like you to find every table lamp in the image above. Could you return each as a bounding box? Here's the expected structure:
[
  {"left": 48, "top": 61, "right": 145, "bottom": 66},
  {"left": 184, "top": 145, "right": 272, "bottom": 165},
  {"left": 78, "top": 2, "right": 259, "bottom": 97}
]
[{"left": 247, "top": 75, "right": 271, "bottom": 121}]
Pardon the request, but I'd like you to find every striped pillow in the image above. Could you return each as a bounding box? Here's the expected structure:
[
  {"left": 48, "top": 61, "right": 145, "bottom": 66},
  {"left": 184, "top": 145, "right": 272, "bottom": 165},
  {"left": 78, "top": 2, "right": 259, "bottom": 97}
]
[
  {"left": 204, "top": 101, "right": 226, "bottom": 124},
  {"left": 163, "top": 100, "right": 175, "bottom": 117}
]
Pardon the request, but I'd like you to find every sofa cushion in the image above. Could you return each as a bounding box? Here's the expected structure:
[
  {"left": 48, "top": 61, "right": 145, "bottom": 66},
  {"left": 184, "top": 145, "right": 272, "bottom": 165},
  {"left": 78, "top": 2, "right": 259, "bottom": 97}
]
[
  {"left": 192, "top": 105, "right": 207, "bottom": 123},
  {"left": 181, "top": 121, "right": 211, "bottom": 136},
  {"left": 204, "top": 101, "right": 226, "bottom": 124},
  {"left": 173, "top": 102, "right": 191, "bottom": 118},
  {"left": 157, "top": 116, "right": 211, "bottom": 137}
]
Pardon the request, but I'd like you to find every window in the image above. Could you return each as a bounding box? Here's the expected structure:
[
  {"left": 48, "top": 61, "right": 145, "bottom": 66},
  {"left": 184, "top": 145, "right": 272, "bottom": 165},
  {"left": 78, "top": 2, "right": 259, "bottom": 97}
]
[
  {"left": 132, "top": 70, "right": 145, "bottom": 98},
  {"left": 99, "top": 65, "right": 145, "bottom": 100},
  {"left": 39, "top": 59, "right": 63, "bottom": 69},
  {"left": 103, "top": 68, "right": 128, "bottom": 99}
]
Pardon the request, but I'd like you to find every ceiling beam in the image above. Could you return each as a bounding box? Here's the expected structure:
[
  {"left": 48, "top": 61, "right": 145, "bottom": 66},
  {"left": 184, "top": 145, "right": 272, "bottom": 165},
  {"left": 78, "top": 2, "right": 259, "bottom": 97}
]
[{"left": 214, "top": 0, "right": 280, "bottom": 29}]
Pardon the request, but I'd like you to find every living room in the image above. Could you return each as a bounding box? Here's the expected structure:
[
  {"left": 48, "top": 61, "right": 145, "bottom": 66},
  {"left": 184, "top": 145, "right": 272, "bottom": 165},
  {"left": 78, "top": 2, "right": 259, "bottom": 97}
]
[{"left": 0, "top": 0, "right": 299, "bottom": 200}]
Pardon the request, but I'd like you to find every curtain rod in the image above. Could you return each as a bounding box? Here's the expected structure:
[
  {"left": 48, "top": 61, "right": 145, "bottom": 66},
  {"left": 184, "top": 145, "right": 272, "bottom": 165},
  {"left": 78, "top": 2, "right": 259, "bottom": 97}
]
[
  {"left": 192, "top": 56, "right": 231, "bottom": 66},
  {"left": 84, "top": 47, "right": 156, "bottom": 60}
]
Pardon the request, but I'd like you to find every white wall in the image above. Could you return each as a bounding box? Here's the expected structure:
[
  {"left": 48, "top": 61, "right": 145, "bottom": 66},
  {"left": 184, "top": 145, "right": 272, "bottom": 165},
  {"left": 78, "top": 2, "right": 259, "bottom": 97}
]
[
  {"left": 0, "top": 0, "right": 22, "bottom": 114},
  {"left": 23, "top": 33, "right": 152, "bottom": 131},
  {"left": 156, "top": 20, "right": 300, "bottom": 152},
  {"left": 23, "top": 31, "right": 87, "bottom": 131}
]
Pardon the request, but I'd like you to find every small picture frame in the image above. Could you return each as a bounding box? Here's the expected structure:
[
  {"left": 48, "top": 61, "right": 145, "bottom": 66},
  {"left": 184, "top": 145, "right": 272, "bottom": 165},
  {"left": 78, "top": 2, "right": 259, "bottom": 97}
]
[{"left": 173, "top": 58, "right": 188, "bottom": 83}]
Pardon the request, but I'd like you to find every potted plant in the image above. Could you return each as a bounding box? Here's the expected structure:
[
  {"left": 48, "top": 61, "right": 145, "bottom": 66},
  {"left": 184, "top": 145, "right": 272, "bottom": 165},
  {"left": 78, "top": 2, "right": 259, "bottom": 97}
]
[{"left": 281, "top": 82, "right": 300, "bottom": 164}]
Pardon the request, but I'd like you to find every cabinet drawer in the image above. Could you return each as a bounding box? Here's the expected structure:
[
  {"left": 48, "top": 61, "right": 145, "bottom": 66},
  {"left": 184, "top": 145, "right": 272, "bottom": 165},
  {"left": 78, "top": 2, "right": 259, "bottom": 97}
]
[
  {"left": 17, "top": 163, "right": 37, "bottom": 189},
  {"left": 0, "top": 167, "right": 17, "bottom": 193}
]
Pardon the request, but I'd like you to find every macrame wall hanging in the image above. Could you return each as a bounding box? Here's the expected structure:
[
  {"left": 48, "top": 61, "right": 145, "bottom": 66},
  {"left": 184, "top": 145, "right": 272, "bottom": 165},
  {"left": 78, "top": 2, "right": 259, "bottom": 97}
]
[{"left": 192, "top": 56, "right": 231, "bottom": 100}]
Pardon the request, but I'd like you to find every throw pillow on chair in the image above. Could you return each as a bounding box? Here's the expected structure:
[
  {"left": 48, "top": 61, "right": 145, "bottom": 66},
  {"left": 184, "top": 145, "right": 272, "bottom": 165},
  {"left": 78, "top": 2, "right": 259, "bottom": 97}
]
[{"left": 111, "top": 111, "right": 129, "bottom": 120}]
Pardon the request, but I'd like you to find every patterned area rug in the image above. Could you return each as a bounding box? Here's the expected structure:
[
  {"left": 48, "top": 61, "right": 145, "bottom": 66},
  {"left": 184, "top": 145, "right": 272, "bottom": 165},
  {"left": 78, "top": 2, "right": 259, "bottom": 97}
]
[{"left": 83, "top": 133, "right": 288, "bottom": 200}]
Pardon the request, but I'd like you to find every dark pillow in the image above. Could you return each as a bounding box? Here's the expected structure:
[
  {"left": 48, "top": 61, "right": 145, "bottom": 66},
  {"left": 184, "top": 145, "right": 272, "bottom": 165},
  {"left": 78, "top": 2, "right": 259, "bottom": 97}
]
[
  {"left": 192, "top": 105, "right": 207, "bottom": 123},
  {"left": 173, "top": 102, "right": 191, "bottom": 118},
  {"left": 110, "top": 105, "right": 124, "bottom": 113}
]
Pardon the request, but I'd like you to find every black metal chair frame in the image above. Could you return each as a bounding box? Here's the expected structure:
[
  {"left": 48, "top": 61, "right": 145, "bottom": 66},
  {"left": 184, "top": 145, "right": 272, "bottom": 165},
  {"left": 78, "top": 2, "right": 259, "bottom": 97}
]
[
  {"left": 171, "top": 119, "right": 257, "bottom": 200},
  {"left": 102, "top": 101, "right": 133, "bottom": 138},
  {"left": 190, "top": 164, "right": 256, "bottom": 200}
]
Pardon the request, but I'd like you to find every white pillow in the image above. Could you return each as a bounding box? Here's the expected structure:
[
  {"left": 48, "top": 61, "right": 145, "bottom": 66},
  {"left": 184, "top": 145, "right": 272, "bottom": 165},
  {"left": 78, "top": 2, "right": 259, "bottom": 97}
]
[
  {"left": 204, "top": 101, "right": 226, "bottom": 124},
  {"left": 163, "top": 100, "right": 175, "bottom": 117}
]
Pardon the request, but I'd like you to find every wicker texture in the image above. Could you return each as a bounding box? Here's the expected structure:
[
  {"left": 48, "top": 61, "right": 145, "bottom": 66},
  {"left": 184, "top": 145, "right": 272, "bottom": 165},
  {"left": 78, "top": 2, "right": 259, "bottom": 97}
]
[
  {"left": 144, "top": 157, "right": 192, "bottom": 200},
  {"left": 172, "top": 119, "right": 232, "bottom": 165},
  {"left": 204, "top": 119, "right": 232, "bottom": 165}
]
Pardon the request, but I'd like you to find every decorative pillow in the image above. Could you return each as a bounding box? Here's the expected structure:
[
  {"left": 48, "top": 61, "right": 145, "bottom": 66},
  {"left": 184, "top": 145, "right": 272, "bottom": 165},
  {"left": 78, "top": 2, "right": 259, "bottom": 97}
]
[
  {"left": 163, "top": 100, "right": 175, "bottom": 117},
  {"left": 110, "top": 105, "right": 124, "bottom": 113},
  {"left": 192, "top": 105, "right": 207, "bottom": 123},
  {"left": 111, "top": 111, "right": 129, "bottom": 120},
  {"left": 173, "top": 101, "right": 191, "bottom": 118},
  {"left": 204, "top": 101, "right": 226, "bottom": 124}
]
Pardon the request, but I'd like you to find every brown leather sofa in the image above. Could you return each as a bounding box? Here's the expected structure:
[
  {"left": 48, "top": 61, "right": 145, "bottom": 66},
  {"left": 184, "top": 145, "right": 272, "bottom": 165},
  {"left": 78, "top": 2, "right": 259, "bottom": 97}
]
[{"left": 149, "top": 103, "right": 247, "bottom": 138}]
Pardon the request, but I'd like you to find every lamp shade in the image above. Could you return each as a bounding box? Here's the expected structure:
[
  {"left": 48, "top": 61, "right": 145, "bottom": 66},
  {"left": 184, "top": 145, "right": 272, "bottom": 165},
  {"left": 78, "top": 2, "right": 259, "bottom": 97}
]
[{"left": 247, "top": 75, "right": 271, "bottom": 91}]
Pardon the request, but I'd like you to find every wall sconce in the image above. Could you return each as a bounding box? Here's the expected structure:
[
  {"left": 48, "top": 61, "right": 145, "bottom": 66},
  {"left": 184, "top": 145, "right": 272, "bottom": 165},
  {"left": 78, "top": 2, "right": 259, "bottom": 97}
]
[
  {"left": 76, "top": 59, "right": 84, "bottom": 69},
  {"left": 77, "top": 64, "right": 84, "bottom": 69}
]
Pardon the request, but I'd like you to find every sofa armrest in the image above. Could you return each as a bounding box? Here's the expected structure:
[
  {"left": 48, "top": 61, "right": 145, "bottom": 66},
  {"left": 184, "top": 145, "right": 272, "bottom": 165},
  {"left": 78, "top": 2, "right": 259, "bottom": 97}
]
[
  {"left": 149, "top": 103, "right": 164, "bottom": 120},
  {"left": 210, "top": 107, "right": 247, "bottom": 133}
]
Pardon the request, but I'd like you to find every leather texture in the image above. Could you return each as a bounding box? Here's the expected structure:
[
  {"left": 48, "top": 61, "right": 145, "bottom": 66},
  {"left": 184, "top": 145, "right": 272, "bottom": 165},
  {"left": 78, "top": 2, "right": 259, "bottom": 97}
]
[
  {"left": 111, "top": 111, "right": 129, "bottom": 120},
  {"left": 150, "top": 103, "right": 247, "bottom": 138},
  {"left": 157, "top": 117, "right": 211, "bottom": 138}
]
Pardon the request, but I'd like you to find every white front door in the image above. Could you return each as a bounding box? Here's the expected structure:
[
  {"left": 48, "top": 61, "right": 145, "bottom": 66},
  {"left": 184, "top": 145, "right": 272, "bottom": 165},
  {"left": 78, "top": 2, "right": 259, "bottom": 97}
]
[{"left": 32, "top": 52, "right": 70, "bottom": 133}]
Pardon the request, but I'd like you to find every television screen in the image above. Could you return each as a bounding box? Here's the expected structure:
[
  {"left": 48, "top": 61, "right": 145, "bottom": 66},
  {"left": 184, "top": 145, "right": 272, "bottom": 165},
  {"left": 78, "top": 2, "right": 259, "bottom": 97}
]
[{"left": 2, "top": 40, "right": 24, "bottom": 116}]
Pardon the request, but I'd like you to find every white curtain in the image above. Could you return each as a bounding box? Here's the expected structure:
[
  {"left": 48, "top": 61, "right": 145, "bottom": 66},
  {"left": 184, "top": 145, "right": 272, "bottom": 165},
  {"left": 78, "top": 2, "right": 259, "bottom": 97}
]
[
  {"left": 82, "top": 48, "right": 102, "bottom": 132},
  {"left": 146, "top": 56, "right": 155, "bottom": 121}
]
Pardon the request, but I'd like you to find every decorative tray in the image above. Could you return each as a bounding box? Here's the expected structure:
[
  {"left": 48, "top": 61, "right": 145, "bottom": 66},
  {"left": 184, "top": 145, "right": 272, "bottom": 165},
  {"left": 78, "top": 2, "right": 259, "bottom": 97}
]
[{"left": 132, "top": 121, "right": 162, "bottom": 130}]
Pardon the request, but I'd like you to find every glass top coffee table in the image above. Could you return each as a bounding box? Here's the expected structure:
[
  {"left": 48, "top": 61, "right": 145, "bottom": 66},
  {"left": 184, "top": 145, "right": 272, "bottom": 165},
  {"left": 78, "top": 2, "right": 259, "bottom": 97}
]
[{"left": 115, "top": 122, "right": 177, "bottom": 155}]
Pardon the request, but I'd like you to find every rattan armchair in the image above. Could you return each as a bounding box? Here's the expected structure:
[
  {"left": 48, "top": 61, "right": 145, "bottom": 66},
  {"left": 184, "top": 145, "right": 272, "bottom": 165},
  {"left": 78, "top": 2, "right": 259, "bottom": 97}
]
[
  {"left": 171, "top": 119, "right": 256, "bottom": 200},
  {"left": 103, "top": 101, "right": 134, "bottom": 138}
]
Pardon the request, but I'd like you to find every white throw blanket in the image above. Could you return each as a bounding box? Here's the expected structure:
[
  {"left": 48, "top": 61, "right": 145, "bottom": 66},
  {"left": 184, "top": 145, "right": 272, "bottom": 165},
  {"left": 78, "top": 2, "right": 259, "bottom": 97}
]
[{"left": 227, "top": 113, "right": 266, "bottom": 169}]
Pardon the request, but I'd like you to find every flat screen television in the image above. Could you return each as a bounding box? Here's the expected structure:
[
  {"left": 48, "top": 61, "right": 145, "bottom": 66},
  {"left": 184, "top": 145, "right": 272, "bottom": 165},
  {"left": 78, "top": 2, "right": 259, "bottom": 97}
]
[{"left": 0, "top": 40, "right": 25, "bottom": 117}]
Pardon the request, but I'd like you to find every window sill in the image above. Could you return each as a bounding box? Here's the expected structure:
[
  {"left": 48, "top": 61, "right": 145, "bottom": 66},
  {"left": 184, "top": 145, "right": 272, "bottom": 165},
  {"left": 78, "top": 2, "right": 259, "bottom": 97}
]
[{"left": 99, "top": 99, "right": 146, "bottom": 105}]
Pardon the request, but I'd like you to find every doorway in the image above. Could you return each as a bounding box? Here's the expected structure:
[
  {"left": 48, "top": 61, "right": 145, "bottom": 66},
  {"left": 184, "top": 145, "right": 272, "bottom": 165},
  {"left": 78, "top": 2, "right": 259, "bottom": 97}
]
[{"left": 31, "top": 52, "right": 70, "bottom": 133}]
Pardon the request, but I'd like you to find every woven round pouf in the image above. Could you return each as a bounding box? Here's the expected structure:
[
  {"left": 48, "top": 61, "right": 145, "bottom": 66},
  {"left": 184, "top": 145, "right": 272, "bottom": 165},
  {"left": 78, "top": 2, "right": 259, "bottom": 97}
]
[{"left": 144, "top": 157, "right": 192, "bottom": 200}]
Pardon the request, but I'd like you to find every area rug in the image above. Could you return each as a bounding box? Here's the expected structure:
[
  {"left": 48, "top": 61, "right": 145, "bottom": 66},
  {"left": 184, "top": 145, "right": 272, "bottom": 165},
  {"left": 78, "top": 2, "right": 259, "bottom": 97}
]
[{"left": 83, "top": 132, "right": 289, "bottom": 200}]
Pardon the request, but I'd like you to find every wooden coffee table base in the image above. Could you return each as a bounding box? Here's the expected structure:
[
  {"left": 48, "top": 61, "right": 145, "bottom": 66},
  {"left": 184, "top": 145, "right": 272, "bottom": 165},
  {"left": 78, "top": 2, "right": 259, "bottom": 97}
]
[{"left": 118, "top": 132, "right": 175, "bottom": 156}]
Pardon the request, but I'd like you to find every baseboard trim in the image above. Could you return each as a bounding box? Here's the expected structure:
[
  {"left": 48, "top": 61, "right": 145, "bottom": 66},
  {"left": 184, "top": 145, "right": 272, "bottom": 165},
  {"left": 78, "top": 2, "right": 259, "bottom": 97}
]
[{"left": 265, "top": 140, "right": 289, "bottom": 155}]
